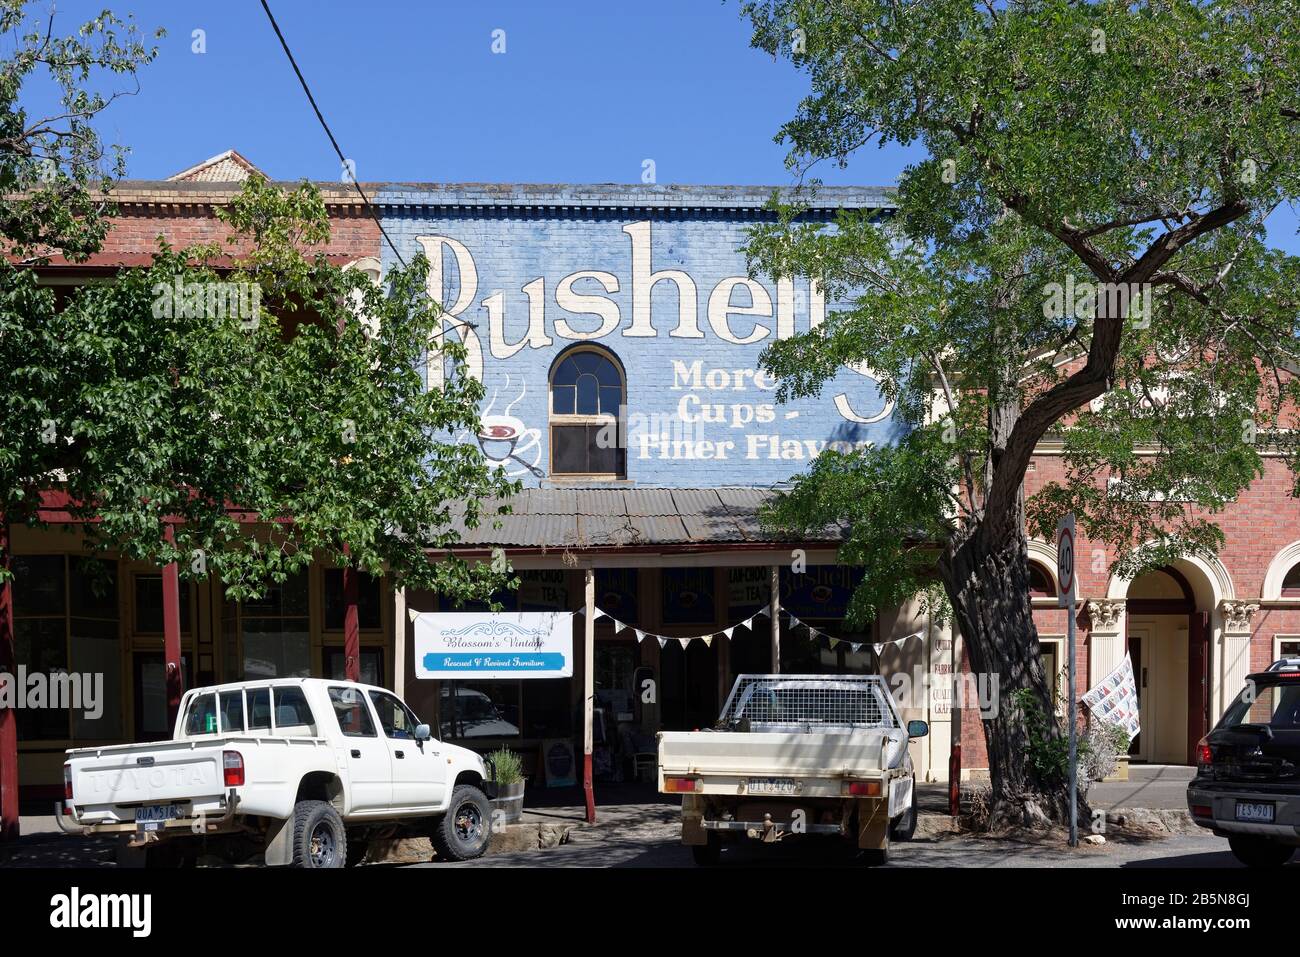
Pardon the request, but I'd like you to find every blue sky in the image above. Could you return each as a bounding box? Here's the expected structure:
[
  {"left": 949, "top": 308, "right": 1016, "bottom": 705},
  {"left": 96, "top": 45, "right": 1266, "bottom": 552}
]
[{"left": 18, "top": 0, "right": 1299, "bottom": 251}]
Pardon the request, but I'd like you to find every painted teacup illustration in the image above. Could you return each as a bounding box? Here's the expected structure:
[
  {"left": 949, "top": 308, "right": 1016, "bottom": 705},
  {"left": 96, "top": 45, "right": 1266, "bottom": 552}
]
[{"left": 477, "top": 414, "right": 542, "bottom": 474}]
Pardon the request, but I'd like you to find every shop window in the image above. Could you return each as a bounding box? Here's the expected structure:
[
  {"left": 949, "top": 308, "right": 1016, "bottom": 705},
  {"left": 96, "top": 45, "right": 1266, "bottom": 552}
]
[
  {"left": 1282, "top": 564, "right": 1300, "bottom": 598},
  {"left": 440, "top": 682, "right": 522, "bottom": 739},
  {"left": 239, "top": 571, "right": 310, "bottom": 680},
  {"left": 322, "top": 568, "right": 382, "bottom": 630},
  {"left": 549, "top": 346, "right": 625, "bottom": 478},
  {"left": 1029, "top": 562, "right": 1057, "bottom": 598},
  {"left": 134, "top": 574, "right": 193, "bottom": 634},
  {"left": 10, "top": 555, "right": 121, "bottom": 741},
  {"left": 323, "top": 647, "right": 384, "bottom": 686}
]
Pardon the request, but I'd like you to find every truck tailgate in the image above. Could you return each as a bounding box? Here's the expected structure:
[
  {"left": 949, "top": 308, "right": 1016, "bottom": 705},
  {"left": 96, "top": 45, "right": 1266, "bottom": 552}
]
[
  {"left": 659, "top": 730, "right": 888, "bottom": 778},
  {"left": 70, "top": 742, "right": 228, "bottom": 807}
]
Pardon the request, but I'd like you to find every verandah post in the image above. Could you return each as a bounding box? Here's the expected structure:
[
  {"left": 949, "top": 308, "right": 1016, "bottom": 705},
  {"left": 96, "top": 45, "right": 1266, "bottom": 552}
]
[
  {"left": 0, "top": 515, "right": 19, "bottom": 841},
  {"left": 162, "top": 524, "right": 185, "bottom": 728}
]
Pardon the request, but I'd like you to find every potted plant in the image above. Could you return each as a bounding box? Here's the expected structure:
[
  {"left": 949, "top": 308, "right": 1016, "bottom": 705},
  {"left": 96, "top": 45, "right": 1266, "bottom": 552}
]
[{"left": 488, "top": 747, "right": 526, "bottom": 824}]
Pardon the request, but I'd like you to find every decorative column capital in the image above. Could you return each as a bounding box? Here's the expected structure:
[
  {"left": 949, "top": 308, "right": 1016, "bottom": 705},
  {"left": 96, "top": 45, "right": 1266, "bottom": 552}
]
[
  {"left": 1219, "top": 599, "right": 1260, "bottom": 634},
  {"left": 1085, "top": 598, "right": 1126, "bottom": 631}
]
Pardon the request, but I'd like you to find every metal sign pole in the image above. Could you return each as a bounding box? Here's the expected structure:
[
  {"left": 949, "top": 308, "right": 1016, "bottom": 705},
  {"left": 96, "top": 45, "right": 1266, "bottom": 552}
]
[
  {"left": 1067, "top": 589, "right": 1078, "bottom": 848},
  {"left": 1056, "top": 513, "right": 1078, "bottom": 848}
]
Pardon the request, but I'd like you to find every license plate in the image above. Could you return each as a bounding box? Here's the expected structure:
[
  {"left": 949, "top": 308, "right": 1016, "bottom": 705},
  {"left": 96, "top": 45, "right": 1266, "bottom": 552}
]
[
  {"left": 1235, "top": 801, "right": 1275, "bottom": 823},
  {"left": 747, "top": 777, "right": 800, "bottom": 796},
  {"left": 135, "top": 804, "right": 183, "bottom": 827}
]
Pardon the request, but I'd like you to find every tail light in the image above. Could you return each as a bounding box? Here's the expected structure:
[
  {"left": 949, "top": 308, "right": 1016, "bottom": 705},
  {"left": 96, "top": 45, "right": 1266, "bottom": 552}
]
[
  {"left": 1196, "top": 737, "right": 1213, "bottom": 767},
  {"left": 63, "top": 764, "right": 73, "bottom": 813},
  {"left": 663, "top": 776, "right": 700, "bottom": 793},
  {"left": 845, "top": 780, "right": 883, "bottom": 797},
  {"left": 1191, "top": 804, "right": 1214, "bottom": 819},
  {"left": 223, "top": 750, "right": 245, "bottom": 787}
]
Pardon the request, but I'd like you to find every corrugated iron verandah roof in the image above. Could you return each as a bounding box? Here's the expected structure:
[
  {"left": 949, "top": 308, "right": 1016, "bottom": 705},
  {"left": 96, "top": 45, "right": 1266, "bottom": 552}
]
[{"left": 443, "top": 487, "right": 848, "bottom": 551}]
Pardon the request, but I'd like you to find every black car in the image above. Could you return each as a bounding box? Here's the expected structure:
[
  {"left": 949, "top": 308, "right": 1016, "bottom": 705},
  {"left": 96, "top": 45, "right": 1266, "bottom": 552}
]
[{"left": 1188, "top": 658, "right": 1300, "bottom": 867}]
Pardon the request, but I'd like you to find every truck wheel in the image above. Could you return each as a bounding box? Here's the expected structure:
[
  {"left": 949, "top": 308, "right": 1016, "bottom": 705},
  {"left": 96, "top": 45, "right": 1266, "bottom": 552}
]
[
  {"left": 889, "top": 785, "right": 918, "bottom": 842},
  {"left": 432, "top": 785, "right": 491, "bottom": 862},
  {"left": 291, "top": 800, "right": 347, "bottom": 869},
  {"left": 1228, "top": 835, "right": 1296, "bottom": 868},
  {"left": 691, "top": 836, "right": 721, "bottom": 866}
]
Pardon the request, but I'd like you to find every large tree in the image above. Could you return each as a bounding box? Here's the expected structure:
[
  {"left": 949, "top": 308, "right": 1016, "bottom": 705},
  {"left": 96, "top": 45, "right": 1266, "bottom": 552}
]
[{"left": 741, "top": 0, "right": 1300, "bottom": 826}]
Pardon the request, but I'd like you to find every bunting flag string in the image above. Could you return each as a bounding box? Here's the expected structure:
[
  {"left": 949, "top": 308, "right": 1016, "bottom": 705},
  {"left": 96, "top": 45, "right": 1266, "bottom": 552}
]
[{"left": 574, "top": 605, "right": 923, "bottom": 655}]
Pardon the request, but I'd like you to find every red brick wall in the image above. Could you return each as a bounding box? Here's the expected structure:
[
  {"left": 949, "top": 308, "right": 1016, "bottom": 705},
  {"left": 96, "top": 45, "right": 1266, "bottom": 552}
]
[{"left": 956, "top": 453, "right": 1300, "bottom": 774}]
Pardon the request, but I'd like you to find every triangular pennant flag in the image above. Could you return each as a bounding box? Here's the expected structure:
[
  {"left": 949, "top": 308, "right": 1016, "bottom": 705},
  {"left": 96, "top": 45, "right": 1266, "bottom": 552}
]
[
  {"left": 591, "top": 608, "right": 606, "bottom": 620},
  {"left": 827, "top": 637, "right": 839, "bottom": 649},
  {"left": 657, "top": 637, "right": 667, "bottom": 648},
  {"left": 723, "top": 627, "right": 734, "bottom": 640},
  {"left": 407, "top": 608, "right": 420, "bottom": 623},
  {"left": 755, "top": 607, "right": 770, "bottom": 618},
  {"left": 635, "top": 630, "right": 646, "bottom": 643},
  {"left": 678, "top": 637, "right": 691, "bottom": 648},
  {"left": 574, "top": 607, "right": 584, "bottom": 617},
  {"left": 872, "top": 643, "right": 885, "bottom": 656},
  {"left": 851, "top": 642, "right": 862, "bottom": 653},
  {"left": 613, "top": 619, "right": 627, "bottom": 634},
  {"left": 702, "top": 636, "right": 713, "bottom": 647}
]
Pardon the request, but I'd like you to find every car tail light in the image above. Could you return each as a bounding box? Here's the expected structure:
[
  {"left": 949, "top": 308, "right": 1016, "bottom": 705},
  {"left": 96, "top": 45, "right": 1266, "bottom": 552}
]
[
  {"left": 1196, "top": 737, "right": 1213, "bottom": 767},
  {"left": 663, "top": 776, "right": 700, "bottom": 793},
  {"left": 1191, "top": 804, "right": 1214, "bottom": 818},
  {"left": 63, "top": 764, "right": 73, "bottom": 812},
  {"left": 223, "top": 750, "right": 245, "bottom": 787},
  {"left": 845, "top": 780, "right": 882, "bottom": 797}
]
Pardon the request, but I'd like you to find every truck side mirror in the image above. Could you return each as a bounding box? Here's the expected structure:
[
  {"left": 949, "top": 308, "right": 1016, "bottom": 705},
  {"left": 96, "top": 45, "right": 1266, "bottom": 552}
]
[
  {"left": 414, "top": 723, "right": 431, "bottom": 741},
  {"left": 907, "top": 720, "right": 929, "bottom": 738}
]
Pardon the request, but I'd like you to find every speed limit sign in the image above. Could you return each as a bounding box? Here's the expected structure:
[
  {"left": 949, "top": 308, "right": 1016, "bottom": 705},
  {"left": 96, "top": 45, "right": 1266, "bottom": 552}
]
[{"left": 1056, "top": 513, "right": 1076, "bottom": 607}]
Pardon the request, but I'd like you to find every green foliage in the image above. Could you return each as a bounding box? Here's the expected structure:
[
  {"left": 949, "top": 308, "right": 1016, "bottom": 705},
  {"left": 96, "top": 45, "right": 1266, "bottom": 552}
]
[
  {"left": 742, "top": 0, "right": 1300, "bottom": 603},
  {"left": 1011, "top": 688, "right": 1088, "bottom": 784},
  {"left": 0, "top": 1, "right": 162, "bottom": 259},
  {"left": 1, "top": 177, "right": 518, "bottom": 602},
  {"left": 488, "top": 747, "right": 524, "bottom": 786}
]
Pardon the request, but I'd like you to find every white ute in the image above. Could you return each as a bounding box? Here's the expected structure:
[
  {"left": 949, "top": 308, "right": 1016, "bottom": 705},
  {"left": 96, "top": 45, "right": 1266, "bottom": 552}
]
[
  {"left": 60, "top": 678, "right": 497, "bottom": 868},
  {"left": 658, "top": 674, "right": 928, "bottom": 865}
]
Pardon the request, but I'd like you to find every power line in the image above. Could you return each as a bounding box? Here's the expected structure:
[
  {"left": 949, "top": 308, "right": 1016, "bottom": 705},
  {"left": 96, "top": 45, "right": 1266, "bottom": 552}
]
[{"left": 257, "top": 0, "right": 476, "bottom": 340}]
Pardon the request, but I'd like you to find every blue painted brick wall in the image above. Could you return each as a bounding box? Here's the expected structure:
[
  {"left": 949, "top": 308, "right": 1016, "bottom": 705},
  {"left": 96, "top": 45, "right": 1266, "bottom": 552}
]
[{"left": 377, "top": 184, "right": 901, "bottom": 489}]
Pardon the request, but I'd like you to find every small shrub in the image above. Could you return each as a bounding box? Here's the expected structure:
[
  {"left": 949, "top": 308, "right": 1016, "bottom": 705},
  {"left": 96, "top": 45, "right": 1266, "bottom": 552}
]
[{"left": 488, "top": 747, "right": 524, "bottom": 786}]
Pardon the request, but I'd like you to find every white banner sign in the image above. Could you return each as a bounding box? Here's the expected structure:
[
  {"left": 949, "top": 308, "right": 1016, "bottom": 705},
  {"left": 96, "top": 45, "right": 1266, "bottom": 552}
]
[
  {"left": 1082, "top": 652, "right": 1141, "bottom": 739},
  {"left": 414, "top": 612, "right": 574, "bottom": 680}
]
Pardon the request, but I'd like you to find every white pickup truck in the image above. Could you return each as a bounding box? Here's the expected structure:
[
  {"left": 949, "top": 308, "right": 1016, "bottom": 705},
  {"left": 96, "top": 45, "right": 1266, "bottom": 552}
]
[
  {"left": 60, "top": 678, "right": 496, "bottom": 868},
  {"left": 658, "top": 674, "right": 927, "bottom": 865}
]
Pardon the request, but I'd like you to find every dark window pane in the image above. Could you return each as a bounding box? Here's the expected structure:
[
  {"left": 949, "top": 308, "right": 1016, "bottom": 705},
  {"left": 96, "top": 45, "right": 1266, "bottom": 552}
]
[
  {"left": 588, "top": 430, "right": 621, "bottom": 474},
  {"left": 553, "top": 356, "right": 578, "bottom": 385},
  {"left": 273, "top": 686, "right": 316, "bottom": 732},
  {"left": 599, "top": 387, "right": 622, "bottom": 415},
  {"left": 69, "top": 559, "right": 116, "bottom": 618},
  {"left": 323, "top": 569, "right": 382, "bottom": 630},
  {"left": 242, "top": 571, "right": 308, "bottom": 615},
  {"left": 576, "top": 373, "right": 599, "bottom": 414},
  {"left": 12, "top": 555, "right": 65, "bottom": 616},
  {"left": 552, "top": 425, "right": 588, "bottom": 473},
  {"left": 13, "top": 617, "right": 69, "bottom": 739},
  {"left": 324, "top": 648, "right": 383, "bottom": 685},
  {"left": 551, "top": 385, "right": 575, "bottom": 414},
  {"left": 135, "top": 575, "right": 192, "bottom": 633},
  {"left": 220, "top": 691, "right": 245, "bottom": 733},
  {"left": 184, "top": 693, "right": 219, "bottom": 735},
  {"left": 572, "top": 351, "right": 600, "bottom": 375},
  {"left": 1283, "top": 564, "right": 1300, "bottom": 597},
  {"left": 328, "top": 686, "right": 376, "bottom": 737},
  {"left": 440, "top": 682, "right": 521, "bottom": 739},
  {"left": 595, "top": 357, "right": 621, "bottom": 388},
  {"left": 369, "top": 690, "right": 421, "bottom": 739},
  {"left": 247, "top": 688, "right": 272, "bottom": 730}
]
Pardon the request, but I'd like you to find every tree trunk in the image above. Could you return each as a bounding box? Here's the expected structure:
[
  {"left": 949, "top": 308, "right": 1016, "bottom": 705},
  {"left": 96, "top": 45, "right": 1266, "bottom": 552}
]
[{"left": 942, "top": 528, "right": 1089, "bottom": 830}]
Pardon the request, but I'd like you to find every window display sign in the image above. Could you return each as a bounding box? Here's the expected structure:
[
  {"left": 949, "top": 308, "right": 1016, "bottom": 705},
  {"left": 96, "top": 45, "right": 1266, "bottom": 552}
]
[
  {"left": 414, "top": 612, "right": 573, "bottom": 679},
  {"left": 519, "top": 569, "right": 569, "bottom": 611},
  {"left": 595, "top": 568, "right": 638, "bottom": 619},
  {"left": 780, "top": 565, "right": 865, "bottom": 619},
  {"left": 728, "top": 566, "right": 769, "bottom": 616},
  {"left": 663, "top": 567, "right": 717, "bottom": 624}
]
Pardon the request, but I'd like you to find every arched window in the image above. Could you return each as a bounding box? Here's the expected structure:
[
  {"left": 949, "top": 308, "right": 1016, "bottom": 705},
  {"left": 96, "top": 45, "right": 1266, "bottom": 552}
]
[
  {"left": 1028, "top": 562, "right": 1056, "bottom": 598},
  {"left": 1283, "top": 564, "right": 1300, "bottom": 598},
  {"left": 549, "top": 346, "right": 626, "bottom": 478}
]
